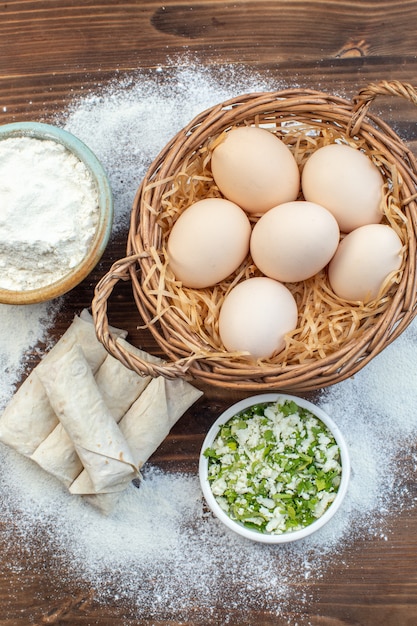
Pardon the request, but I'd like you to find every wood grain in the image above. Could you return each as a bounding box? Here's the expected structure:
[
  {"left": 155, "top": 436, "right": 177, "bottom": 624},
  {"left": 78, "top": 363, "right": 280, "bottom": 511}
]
[{"left": 1, "top": 1, "right": 417, "bottom": 624}]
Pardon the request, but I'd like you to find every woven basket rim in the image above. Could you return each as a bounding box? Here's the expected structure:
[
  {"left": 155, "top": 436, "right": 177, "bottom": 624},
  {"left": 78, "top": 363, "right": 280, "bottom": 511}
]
[{"left": 92, "top": 80, "right": 417, "bottom": 392}]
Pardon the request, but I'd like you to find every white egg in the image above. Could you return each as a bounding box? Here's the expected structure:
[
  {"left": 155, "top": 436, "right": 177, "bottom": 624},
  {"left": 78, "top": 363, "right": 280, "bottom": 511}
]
[
  {"left": 301, "top": 143, "right": 384, "bottom": 233},
  {"left": 167, "top": 198, "right": 251, "bottom": 289},
  {"left": 211, "top": 126, "right": 300, "bottom": 215},
  {"left": 250, "top": 201, "right": 340, "bottom": 282},
  {"left": 328, "top": 223, "right": 403, "bottom": 302},
  {"left": 218, "top": 276, "right": 298, "bottom": 359}
]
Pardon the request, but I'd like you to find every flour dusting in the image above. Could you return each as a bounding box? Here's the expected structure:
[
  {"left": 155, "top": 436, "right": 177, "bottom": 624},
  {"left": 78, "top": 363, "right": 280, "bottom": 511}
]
[{"left": 61, "top": 63, "right": 283, "bottom": 234}]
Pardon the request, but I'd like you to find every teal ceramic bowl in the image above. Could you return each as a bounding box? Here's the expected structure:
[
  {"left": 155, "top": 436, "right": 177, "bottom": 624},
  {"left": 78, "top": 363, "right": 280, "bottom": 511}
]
[{"left": 0, "top": 121, "right": 113, "bottom": 304}]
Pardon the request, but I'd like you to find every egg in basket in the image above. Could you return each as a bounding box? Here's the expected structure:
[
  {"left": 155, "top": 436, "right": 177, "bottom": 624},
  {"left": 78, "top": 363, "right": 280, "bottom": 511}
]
[{"left": 92, "top": 81, "right": 417, "bottom": 392}]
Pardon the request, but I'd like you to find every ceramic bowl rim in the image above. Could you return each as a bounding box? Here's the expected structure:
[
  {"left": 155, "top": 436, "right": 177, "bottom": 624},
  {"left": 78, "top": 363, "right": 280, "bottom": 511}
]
[{"left": 199, "top": 392, "right": 350, "bottom": 544}]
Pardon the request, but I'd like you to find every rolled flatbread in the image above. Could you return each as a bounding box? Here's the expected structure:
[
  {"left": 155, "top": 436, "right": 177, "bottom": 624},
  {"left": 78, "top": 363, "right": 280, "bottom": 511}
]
[
  {"left": 37, "top": 343, "right": 138, "bottom": 493},
  {"left": 120, "top": 375, "right": 204, "bottom": 469},
  {"left": 30, "top": 421, "right": 83, "bottom": 487},
  {"left": 0, "top": 309, "right": 126, "bottom": 456},
  {"left": 95, "top": 338, "right": 159, "bottom": 418},
  {"left": 81, "top": 375, "right": 203, "bottom": 512},
  {"left": 30, "top": 339, "right": 157, "bottom": 486}
]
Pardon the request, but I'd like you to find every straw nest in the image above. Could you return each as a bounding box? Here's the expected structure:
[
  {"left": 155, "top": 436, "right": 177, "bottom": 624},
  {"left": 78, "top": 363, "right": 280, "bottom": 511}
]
[{"left": 93, "top": 80, "right": 417, "bottom": 392}]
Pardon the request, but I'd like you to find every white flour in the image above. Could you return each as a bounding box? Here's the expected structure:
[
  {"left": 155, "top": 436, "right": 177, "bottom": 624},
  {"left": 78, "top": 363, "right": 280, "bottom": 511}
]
[
  {"left": 0, "top": 63, "right": 415, "bottom": 625},
  {"left": 0, "top": 136, "right": 99, "bottom": 291}
]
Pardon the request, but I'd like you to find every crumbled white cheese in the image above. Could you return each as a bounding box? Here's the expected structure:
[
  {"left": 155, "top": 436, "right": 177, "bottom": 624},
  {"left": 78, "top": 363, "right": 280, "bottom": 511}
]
[{"left": 205, "top": 400, "right": 343, "bottom": 535}]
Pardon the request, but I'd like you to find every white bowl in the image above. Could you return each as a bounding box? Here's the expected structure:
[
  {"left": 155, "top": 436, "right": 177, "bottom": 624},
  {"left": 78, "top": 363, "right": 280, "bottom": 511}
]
[{"left": 199, "top": 393, "right": 350, "bottom": 544}]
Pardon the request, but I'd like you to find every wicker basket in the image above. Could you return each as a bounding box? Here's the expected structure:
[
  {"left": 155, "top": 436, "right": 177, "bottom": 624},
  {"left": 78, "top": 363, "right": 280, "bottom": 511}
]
[{"left": 92, "top": 80, "right": 417, "bottom": 392}]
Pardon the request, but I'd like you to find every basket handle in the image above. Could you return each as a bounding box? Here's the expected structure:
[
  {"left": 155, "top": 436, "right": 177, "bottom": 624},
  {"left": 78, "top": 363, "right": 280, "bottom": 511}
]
[
  {"left": 349, "top": 79, "right": 417, "bottom": 135},
  {"left": 92, "top": 253, "right": 191, "bottom": 380}
]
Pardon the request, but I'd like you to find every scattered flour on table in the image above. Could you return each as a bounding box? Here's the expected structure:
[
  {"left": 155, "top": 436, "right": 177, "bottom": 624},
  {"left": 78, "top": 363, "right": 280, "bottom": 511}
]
[
  {"left": 0, "top": 63, "right": 416, "bottom": 625},
  {"left": 0, "top": 301, "right": 60, "bottom": 409},
  {"left": 60, "top": 62, "right": 287, "bottom": 234}
]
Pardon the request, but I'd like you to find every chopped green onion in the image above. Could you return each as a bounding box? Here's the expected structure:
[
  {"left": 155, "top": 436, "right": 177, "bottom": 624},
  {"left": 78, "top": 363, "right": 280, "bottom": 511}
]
[{"left": 205, "top": 400, "right": 342, "bottom": 535}]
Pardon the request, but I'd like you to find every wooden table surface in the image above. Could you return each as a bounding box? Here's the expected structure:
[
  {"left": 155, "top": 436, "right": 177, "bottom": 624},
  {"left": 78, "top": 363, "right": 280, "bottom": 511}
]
[{"left": 2, "top": 2, "right": 417, "bottom": 625}]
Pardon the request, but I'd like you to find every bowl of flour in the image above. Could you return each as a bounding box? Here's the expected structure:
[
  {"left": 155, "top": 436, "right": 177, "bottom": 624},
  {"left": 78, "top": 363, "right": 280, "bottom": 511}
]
[{"left": 0, "top": 121, "right": 113, "bottom": 304}]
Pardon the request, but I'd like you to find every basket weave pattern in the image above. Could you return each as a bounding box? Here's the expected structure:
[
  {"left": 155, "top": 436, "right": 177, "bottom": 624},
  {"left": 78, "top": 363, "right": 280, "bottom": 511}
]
[{"left": 93, "top": 81, "right": 417, "bottom": 392}]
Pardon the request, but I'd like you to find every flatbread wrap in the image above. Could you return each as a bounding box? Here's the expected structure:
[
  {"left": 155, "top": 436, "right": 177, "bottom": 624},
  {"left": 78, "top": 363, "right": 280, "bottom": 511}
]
[
  {"left": 81, "top": 374, "right": 203, "bottom": 512},
  {"left": 0, "top": 309, "right": 126, "bottom": 456},
  {"left": 31, "top": 339, "right": 156, "bottom": 486},
  {"left": 37, "top": 343, "right": 138, "bottom": 493}
]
